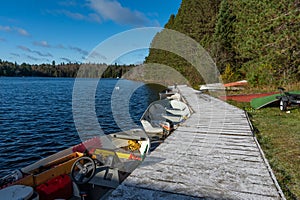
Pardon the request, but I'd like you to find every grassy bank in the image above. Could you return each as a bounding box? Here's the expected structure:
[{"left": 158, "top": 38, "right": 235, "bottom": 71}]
[
  {"left": 228, "top": 100, "right": 300, "bottom": 199},
  {"left": 225, "top": 82, "right": 300, "bottom": 96}
]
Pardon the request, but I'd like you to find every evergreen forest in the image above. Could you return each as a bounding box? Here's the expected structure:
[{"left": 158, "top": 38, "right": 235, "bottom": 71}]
[
  {"left": 146, "top": 0, "right": 299, "bottom": 88},
  {"left": 0, "top": 59, "right": 134, "bottom": 79}
]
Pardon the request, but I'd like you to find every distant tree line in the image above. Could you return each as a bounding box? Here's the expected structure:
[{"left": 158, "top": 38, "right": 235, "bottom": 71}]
[{"left": 0, "top": 59, "right": 135, "bottom": 78}]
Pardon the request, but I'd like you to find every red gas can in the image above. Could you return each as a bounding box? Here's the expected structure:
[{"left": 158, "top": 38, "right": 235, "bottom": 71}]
[{"left": 36, "top": 174, "right": 72, "bottom": 200}]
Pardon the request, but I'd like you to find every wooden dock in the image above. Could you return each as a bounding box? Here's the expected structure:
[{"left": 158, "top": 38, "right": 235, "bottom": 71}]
[{"left": 107, "top": 85, "right": 285, "bottom": 199}]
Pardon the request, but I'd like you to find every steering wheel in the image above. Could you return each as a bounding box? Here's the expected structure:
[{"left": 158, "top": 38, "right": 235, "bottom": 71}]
[{"left": 71, "top": 156, "right": 96, "bottom": 184}]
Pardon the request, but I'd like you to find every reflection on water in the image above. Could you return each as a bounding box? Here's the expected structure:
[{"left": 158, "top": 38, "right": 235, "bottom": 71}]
[{"left": 0, "top": 77, "right": 165, "bottom": 177}]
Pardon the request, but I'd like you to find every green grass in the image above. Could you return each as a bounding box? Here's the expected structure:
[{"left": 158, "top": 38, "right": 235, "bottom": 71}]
[{"left": 228, "top": 101, "right": 300, "bottom": 200}]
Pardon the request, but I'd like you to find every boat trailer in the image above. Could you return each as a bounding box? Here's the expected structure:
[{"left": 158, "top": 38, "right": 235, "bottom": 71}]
[{"left": 276, "top": 87, "right": 300, "bottom": 111}]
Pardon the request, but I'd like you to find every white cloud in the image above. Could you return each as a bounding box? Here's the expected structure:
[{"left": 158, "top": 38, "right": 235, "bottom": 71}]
[
  {"left": 18, "top": 45, "right": 31, "bottom": 52},
  {"left": 62, "top": 10, "right": 85, "bottom": 20},
  {"left": 0, "top": 25, "right": 30, "bottom": 36},
  {"left": 10, "top": 53, "right": 20, "bottom": 57},
  {"left": 47, "top": 9, "right": 101, "bottom": 23},
  {"left": 60, "top": 57, "right": 72, "bottom": 63},
  {"left": 33, "top": 40, "right": 50, "bottom": 47},
  {"left": 0, "top": 25, "right": 12, "bottom": 32},
  {"left": 34, "top": 51, "right": 53, "bottom": 57},
  {"left": 27, "top": 55, "right": 40, "bottom": 61},
  {"left": 90, "top": 51, "right": 107, "bottom": 60},
  {"left": 87, "top": 13, "right": 101, "bottom": 23},
  {"left": 15, "top": 27, "right": 30, "bottom": 36},
  {"left": 56, "top": 44, "right": 66, "bottom": 49},
  {"left": 88, "top": 0, "right": 153, "bottom": 27},
  {"left": 17, "top": 45, "right": 53, "bottom": 57},
  {"left": 69, "top": 46, "right": 89, "bottom": 56}
]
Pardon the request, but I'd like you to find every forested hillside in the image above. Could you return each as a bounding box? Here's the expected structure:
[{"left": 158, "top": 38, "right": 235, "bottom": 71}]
[
  {"left": 146, "top": 0, "right": 300, "bottom": 87},
  {"left": 146, "top": 0, "right": 221, "bottom": 87}
]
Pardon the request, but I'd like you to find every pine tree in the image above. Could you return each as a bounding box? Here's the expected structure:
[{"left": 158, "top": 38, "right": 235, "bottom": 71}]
[{"left": 213, "top": 0, "right": 236, "bottom": 74}]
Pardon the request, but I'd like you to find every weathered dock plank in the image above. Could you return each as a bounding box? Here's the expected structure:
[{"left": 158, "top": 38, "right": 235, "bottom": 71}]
[{"left": 108, "top": 85, "right": 284, "bottom": 199}]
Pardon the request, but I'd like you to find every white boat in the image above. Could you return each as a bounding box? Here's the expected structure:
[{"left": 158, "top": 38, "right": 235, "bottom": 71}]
[
  {"left": 0, "top": 129, "right": 150, "bottom": 200},
  {"left": 140, "top": 98, "right": 191, "bottom": 138},
  {"left": 140, "top": 99, "right": 172, "bottom": 138}
]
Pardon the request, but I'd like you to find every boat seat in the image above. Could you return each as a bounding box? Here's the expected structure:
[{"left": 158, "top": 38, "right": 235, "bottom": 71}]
[
  {"left": 141, "top": 120, "right": 163, "bottom": 134},
  {"left": 162, "top": 114, "right": 182, "bottom": 123},
  {"left": 170, "top": 100, "right": 187, "bottom": 110},
  {"left": 165, "top": 108, "right": 186, "bottom": 116},
  {"left": 0, "top": 185, "right": 37, "bottom": 200},
  {"left": 168, "top": 100, "right": 191, "bottom": 118}
]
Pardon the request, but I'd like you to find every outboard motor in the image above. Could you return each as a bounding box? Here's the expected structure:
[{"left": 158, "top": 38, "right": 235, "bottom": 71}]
[{"left": 160, "top": 121, "right": 172, "bottom": 139}]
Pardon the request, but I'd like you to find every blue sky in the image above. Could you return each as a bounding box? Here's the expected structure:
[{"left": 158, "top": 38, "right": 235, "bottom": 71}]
[{"left": 0, "top": 0, "right": 181, "bottom": 65}]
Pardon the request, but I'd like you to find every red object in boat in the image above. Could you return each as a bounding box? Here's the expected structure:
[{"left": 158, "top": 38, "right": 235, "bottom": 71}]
[
  {"left": 72, "top": 137, "right": 102, "bottom": 153},
  {"left": 36, "top": 174, "right": 72, "bottom": 200}
]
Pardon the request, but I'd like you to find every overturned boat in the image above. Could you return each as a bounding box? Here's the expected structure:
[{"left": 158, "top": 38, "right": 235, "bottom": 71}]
[{"left": 0, "top": 129, "right": 150, "bottom": 200}]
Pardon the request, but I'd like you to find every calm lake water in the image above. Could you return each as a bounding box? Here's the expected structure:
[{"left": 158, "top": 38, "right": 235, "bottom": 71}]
[{"left": 0, "top": 77, "right": 164, "bottom": 177}]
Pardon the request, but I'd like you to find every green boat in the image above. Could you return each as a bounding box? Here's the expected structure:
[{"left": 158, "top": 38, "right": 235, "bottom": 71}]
[
  {"left": 250, "top": 94, "right": 280, "bottom": 109},
  {"left": 251, "top": 90, "right": 300, "bottom": 110}
]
